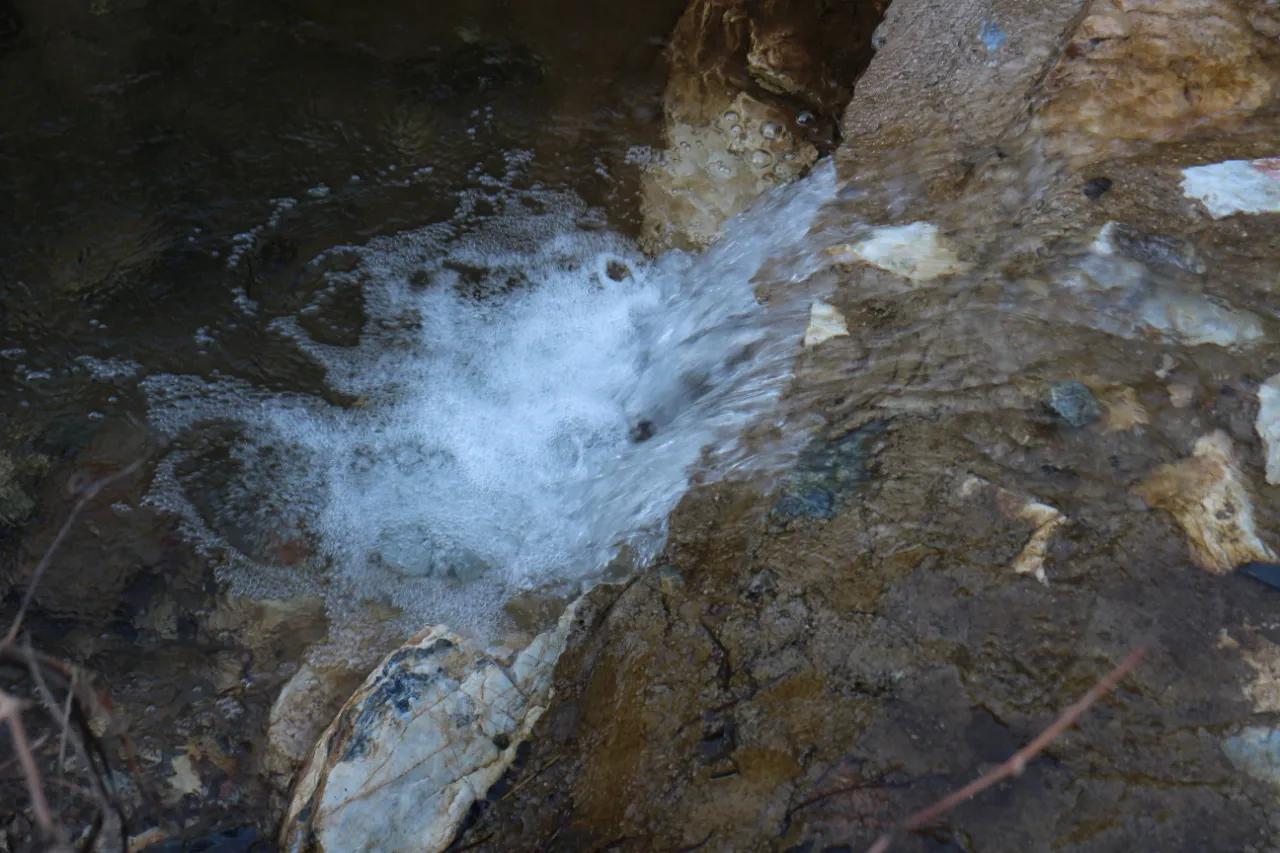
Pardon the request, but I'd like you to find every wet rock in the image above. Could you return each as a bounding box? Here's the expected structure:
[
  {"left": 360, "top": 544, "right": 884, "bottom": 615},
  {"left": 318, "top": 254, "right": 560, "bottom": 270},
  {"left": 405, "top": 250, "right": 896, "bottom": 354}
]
[
  {"left": 1082, "top": 176, "right": 1112, "bottom": 199},
  {"left": 1223, "top": 727, "right": 1280, "bottom": 788},
  {"left": 826, "top": 222, "right": 969, "bottom": 282},
  {"left": 261, "top": 608, "right": 408, "bottom": 786},
  {"left": 1084, "top": 223, "right": 1264, "bottom": 348},
  {"left": 1134, "top": 431, "right": 1276, "bottom": 574},
  {"left": 1096, "top": 383, "right": 1149, "bottom": 433},
  {"left": 1097, "top": 222, "right": 1205, "bottom": 275},
  {"left": 1182, "top": 158, "right": 1280, "bottom": 218},
  {"left": 264, "top": 662, "right": 361, "bottom": 783},
  {"left": 281, "top": 603, "right": 578, "bottom": 852},
  {"left": 1257, "top": 373, "right": 1280, "bottom": 485},
  {"left": 772, "top": 422, "right": 885, "bottom": 521},
  {"left": 1040, "top": 0, "right": 1278, "bottom": 150},
  {"left": 961, "top": 475, "right": 1067, "bottom": 584},
  {"left": 1047, "top": 380, "right": 1100, "bottom": 428},
  {"left": 839, "top": 0, "right": 1089, "bottom": 180},
  {"left": 0, "top": 453, "right": 34, "bottom": 526},
  {"left": 1239, "top": 561, "right": 1280, "bottom": 591},
  {"left": 1218, "top": 628, "right": 1280, "bottom": 713},
  {"left": 640, "top": 0, "right": 887, "bottom": 249},
  {"left": 1167, "top": 384, "right": 1195, "bottom": 408},
  {"left": 802, "top": 301, "right": 849, "bottom": 348}
]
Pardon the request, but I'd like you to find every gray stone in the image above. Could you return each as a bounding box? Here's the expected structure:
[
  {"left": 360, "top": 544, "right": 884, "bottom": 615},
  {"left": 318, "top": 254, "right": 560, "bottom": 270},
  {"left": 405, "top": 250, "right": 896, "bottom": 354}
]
[{"left": 1047, "top": 380, "right": 1101, "bottom": 428}]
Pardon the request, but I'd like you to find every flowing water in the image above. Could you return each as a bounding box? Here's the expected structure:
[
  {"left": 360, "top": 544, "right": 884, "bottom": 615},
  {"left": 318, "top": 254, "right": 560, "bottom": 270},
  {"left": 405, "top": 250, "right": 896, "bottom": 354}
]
[
  {"left": 7, "top": 1, "right": 1279, "bottom": 849},
  {"left": 0, "top": 1, "right": 853, "bottom": 842},
  {"left": 141, "top": 158, "right": 839, "bottom": 635}
]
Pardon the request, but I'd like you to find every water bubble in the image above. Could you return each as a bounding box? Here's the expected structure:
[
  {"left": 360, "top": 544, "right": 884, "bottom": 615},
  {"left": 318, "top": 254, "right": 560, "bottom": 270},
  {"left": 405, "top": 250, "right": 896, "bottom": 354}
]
[
  {"left": 796, "top": 111, "right": 817, "bottom": 128},
  {"left": 722, "top": 110, "right": 740, "bottom": 124},
  {"left": 730, "top": 124, "right": 744, "bottom": 138},
  {"left": 750, "top": 149, "right": 774, "bottom": 169},
  {"left": 710, "top": 159, "right": 734, "bottom": 179},
  {"left": 762, "top": 122, "right": 783, "bottom": 140}
]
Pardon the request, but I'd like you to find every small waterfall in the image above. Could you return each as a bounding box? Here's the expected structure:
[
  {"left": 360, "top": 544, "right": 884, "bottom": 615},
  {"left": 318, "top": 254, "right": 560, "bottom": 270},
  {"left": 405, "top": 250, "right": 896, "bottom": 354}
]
[{"left": 142, "top": 158, "right": 840, "bottom": 634}]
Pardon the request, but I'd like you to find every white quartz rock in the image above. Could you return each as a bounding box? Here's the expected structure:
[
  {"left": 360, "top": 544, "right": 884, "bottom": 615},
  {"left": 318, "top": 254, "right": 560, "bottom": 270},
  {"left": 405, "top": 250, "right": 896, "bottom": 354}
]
[
  {"left": 1258, "top": 374, "right": 1280, "bottom": 486},
  {"left": 827, "top": 222, "right": 969, "bottom": 282},
  {"left": 282, "top": 602, "right": 578, "bottom": 852},
  {"left": 1181, "top": 158, "right": 1280, "bottom": 218},
  {"left": 803, "top": 300, "right": 849, "bottom": 347}
]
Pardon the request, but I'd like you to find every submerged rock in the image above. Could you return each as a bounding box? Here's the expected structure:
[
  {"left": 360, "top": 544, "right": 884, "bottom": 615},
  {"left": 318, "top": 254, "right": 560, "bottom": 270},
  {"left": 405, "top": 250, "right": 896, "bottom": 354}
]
[
  {"left": 1257, "top": 373, "right": 1280, "bottom": 485},
  {"left": 961, "top": 475, "right": 1067, "bottom": 584},
  {"left": 1223, "top": 727, "right": 1280, "bottom": 789},
  {"left": 1083, "top": 223, "right": 1265, "bottom": 348},
  {"left": 826, "top": 222, "right": 969, "bottom": 282},
  {"left": 772, "top": 422, "right": 885, "bottom": 521},
  {"left": 281, "top": 604, "right": 577, "bottom": 852},
  {"left": 1095, "top": 383, "right": 1150, "bottom": 433},
  {"left": 1134, "top": 431, "right": 1276, "bottom": 574},
  {"left": 802, "top": 300, "right": 849, "bottom": 348},
  {"left": 1047, "top": 380, "right": 1100, "bottom": 428},
  {"left": 1182, "top": 158, "right": 1280, "bottom": 219},
  {"left": 0, "top": 452, "right": 34, "bottom": 526}
]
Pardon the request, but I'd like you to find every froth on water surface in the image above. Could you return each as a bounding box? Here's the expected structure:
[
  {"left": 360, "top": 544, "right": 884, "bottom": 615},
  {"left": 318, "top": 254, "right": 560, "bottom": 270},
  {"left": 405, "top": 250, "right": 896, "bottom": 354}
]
[{"left": 143, "top": 159, "right": 839, "bottom": 637}]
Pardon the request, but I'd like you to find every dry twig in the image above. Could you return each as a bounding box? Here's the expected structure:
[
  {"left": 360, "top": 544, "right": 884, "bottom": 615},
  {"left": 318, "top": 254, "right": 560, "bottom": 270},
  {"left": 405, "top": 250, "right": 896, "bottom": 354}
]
[
  {"left": 867, "top": 646, "right": 1147, "bottom": 853},
  {"left": 0, "top": 461, "right": 143, "bottom": 850}
]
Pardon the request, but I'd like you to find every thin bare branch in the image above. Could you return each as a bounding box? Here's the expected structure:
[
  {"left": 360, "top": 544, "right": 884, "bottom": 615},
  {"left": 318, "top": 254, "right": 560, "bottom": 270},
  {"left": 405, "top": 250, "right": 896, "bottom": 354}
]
[
  {"left": 2, "top": 458, "right": 144, "bottom": 649},
  {"left": 0, "top": 690, "right": 57, "bottom": 838},
  {"left": 867, "top": 646, "right": 1147, "bottom": 853}
]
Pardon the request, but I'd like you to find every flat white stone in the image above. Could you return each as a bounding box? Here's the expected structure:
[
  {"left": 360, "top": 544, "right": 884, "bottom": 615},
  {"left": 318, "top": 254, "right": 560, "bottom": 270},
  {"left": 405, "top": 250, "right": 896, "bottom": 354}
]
[
  {"left": 1258, "top": 374, "right": 1280, "bottom": 485},
  {"left": 1181, "top": 158, "right": 1280, "bottom": 219},
  {"left": 803, "top": 300, "right": 849, "bottom": 347},
  {"left": 827, "top": 222, "right": 969, "bottom": 282}
]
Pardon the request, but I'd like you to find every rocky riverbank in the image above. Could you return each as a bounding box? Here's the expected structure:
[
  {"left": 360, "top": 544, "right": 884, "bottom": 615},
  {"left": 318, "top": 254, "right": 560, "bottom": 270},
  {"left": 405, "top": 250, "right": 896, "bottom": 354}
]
[{"left": 287, "top": 0, "right": 1280, "bottom": 849}]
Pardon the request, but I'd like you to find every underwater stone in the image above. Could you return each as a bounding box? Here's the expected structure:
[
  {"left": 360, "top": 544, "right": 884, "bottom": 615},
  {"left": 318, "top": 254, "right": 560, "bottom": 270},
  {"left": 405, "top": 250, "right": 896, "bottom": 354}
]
[
  {"left": 1223, "top": 727, "right": 1280, "bottom": 789},
  {"left": 803, "top": 300, "right": 849, "bottom": 348},
  {"left": 1082, "top": 176, "right": 1112, "bottom": 199},
  {"left": 1134, "top": 431, "right": 1276, "bottom": 575},
  {"left": 960, "top": 475, "right": 1067, "bottom": 585},
  {"left": 1256, "top": 373, "right": 1280, "bottom": 486},
  {"left": 1047, "top": 380, "right": 1100, "bottom": 428},
  {"left": 772, "top": 422, "right": 885, "bottom": 521},
  {"left": 826, "top": 222, "right": 969, "bottom": 282},
  {"left": 0, "top": 453, "right": 33, "bottom": 526},
  {"left": 1181, "top": 158, "right": 1280, "bottom": 219}
]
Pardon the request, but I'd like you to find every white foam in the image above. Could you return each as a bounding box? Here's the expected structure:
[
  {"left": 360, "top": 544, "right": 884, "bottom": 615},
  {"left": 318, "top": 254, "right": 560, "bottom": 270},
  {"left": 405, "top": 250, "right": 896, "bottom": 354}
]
[{"left": 144, "top": 160, "right": 838, "bottom": 635}]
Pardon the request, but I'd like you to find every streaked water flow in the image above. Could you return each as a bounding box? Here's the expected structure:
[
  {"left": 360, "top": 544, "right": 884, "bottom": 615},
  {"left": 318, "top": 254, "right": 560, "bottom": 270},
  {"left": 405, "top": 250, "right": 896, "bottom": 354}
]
[{"left": 142, "top": 159, "right": 840, "bottom": 634}]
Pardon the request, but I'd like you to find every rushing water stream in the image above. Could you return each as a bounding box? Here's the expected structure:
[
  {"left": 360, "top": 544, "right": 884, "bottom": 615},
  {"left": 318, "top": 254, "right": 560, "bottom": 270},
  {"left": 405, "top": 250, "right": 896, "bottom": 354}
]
[
  {"left": 142, "top": 158, "right": 839, "bottom": 635},
  {"left": 8, "top": 1, "right": 1279, "bottom": 848}
]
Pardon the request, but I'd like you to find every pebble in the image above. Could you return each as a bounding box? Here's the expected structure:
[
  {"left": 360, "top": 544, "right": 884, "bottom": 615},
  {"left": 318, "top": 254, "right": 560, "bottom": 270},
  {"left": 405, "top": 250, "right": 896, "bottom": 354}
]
[
  {"left": 1083, "top": 176, "right": 1113, "bottom": 199},
  {"left": 1047, "top": 380, "right": 1101, "bottom": 427}
]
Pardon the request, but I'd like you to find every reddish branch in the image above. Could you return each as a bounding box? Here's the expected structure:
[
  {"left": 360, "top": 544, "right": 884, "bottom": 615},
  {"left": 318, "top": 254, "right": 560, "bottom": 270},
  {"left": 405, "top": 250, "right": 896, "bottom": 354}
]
[{"left": 867, "top": 646, "right": 1147, "bottom": 853}]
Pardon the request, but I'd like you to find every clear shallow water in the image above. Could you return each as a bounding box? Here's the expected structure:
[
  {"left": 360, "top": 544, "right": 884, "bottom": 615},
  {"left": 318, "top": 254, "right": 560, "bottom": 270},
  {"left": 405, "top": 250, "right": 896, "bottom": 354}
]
[{"left": 142, "top": 159, "right": 840, "bottom": 636}]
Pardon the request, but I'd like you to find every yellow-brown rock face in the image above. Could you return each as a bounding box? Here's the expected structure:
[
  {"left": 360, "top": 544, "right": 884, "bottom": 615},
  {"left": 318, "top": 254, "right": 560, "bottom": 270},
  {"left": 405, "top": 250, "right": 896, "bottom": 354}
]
[{"left": 1041, "top": 0, "right": 1280, "bottom": 150}]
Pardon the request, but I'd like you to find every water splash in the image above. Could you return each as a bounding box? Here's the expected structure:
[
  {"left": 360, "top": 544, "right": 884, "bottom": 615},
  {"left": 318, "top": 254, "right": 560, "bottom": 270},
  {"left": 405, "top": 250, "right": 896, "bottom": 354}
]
[{"left": 143, "top": 160, "right": 838, "bottom": 634}]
